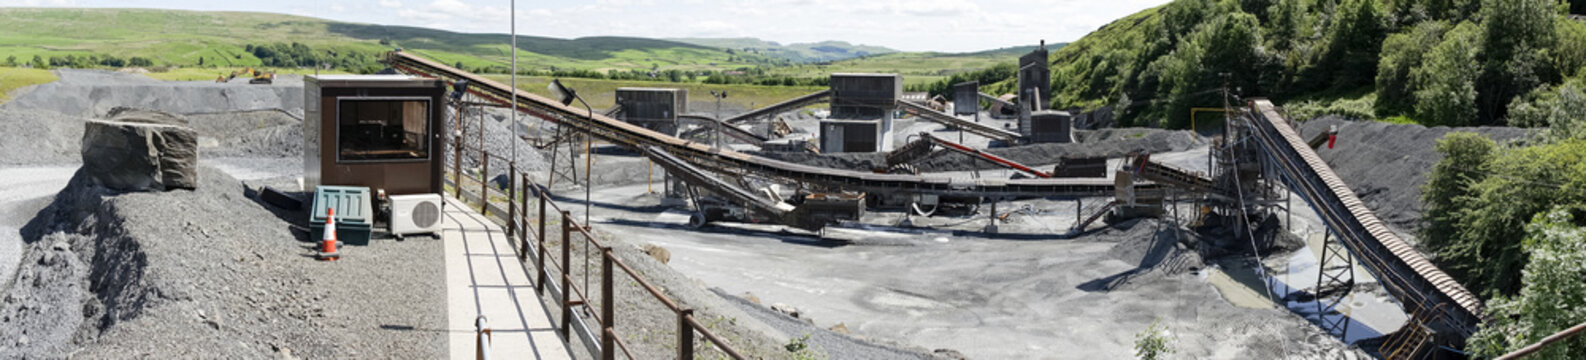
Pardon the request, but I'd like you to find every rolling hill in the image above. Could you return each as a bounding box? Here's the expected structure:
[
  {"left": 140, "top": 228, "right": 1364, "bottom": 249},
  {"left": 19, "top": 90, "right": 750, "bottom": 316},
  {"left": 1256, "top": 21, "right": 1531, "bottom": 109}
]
[
  {"left": 667, "top": 38, "right": 898, "bottom": 63},
  {"left": 0, "top": 8, "right": 780, "bottom": 73}
]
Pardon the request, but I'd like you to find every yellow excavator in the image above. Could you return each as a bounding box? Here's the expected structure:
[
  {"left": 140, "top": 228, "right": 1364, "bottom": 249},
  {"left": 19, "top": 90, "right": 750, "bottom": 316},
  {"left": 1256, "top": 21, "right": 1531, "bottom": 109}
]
[{"left": 215, "top": 67, "right": 275, "bottom": 84}]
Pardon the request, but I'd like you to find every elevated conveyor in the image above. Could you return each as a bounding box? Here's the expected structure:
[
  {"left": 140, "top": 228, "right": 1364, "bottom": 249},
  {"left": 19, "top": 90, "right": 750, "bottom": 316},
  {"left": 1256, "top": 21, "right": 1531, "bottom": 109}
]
[
  {"left": 722, "top": 89, "right": 830, "bottom": 124},
  {"left": 890, "top": 133, "right": 1052, "bottom": 178},
  {"left": 896, "top": 100, "right": 1025, "bottom": 143},
  {"left": 1244, "top": 99, "right": 1482, "bottom": 347},
  {"left": 640, "top": 145, "right": 793, "bottom": 222},
  {"left": 387, "top": 51, "right": 1138, "bottom": 200},
  {"left": 677, "top": 114, "right": 768, "bottom": 145}
]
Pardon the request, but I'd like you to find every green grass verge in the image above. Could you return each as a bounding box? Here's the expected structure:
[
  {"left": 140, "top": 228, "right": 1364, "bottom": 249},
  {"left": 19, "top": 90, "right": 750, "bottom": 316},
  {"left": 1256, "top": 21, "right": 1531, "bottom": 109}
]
[
  {"left": 142, "top": 67, "right": 352, "bottom": 81},
  {"left": 0, "top": 67, "right": 57, "bottom": 103}
]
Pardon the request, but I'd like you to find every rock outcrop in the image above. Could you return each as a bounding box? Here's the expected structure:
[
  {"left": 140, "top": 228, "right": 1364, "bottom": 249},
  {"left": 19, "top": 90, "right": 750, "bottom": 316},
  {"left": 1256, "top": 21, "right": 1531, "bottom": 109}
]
[{"left": 79, "top": 109, "right": 199, "bottom": 191}]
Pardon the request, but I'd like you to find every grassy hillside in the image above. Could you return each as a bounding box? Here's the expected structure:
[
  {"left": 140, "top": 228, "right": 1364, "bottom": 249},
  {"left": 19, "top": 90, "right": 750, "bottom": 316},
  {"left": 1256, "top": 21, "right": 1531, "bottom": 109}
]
[
  {"left": 480, "top": 74, "right": 823, "bottom": 112},
  {"left": 668, "top": 38, "right": 898, "bottom": 63},
  {"left": 0, "top": 8, "right": 776, "bottom": 73},
  {"left": 1045, "top": 0, "right": 1586, "bottom": 129},
  {"left": 0, "top": 68, "right": 56, "bottom": 102}
]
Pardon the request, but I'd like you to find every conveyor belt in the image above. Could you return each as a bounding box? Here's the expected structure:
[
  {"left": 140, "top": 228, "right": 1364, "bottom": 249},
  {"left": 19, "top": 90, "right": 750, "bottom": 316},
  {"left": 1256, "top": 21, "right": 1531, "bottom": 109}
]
[
  {"left": 1244, "top": 99, "right": 1482, "bottom": 340},
  {"left": 896, "top": 100, "right": 1025, "bottom": 143},
  {"left": 677, "top": 114, "right": 768, "bottom": 146},
  {"left": 979, "top": 92, "right": 1018, "bottom": 109},
  {"left": 1127, "top": 155, "right": 1216, "bottom": 194},
  {"left": 722, "top": 89, "right": 829, "bottom": 124},
  {"left": 640, "top": 145, "right": 792, "bottom": 221},
  {"left": 387, "top": 51, "right": 1137, "bottom": 200}
]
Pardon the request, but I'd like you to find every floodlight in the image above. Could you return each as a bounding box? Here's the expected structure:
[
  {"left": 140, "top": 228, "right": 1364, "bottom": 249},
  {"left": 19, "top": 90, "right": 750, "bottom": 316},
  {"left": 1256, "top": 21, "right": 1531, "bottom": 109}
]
[{"left": 548, "top": 79, "right": 576, "bottom": 106}]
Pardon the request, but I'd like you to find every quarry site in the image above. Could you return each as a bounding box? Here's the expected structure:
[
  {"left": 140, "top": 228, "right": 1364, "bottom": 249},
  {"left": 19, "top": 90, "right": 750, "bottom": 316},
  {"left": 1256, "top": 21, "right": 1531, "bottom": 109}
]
[{"left": 0, "top": 41, "right": 1537, "bottom": 359}]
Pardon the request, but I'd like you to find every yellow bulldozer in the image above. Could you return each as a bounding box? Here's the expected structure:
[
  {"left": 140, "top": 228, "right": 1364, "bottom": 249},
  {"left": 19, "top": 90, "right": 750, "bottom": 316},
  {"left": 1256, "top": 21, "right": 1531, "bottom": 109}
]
[{"left": 215, "top": 67, "right": 275, "bottom": 84}]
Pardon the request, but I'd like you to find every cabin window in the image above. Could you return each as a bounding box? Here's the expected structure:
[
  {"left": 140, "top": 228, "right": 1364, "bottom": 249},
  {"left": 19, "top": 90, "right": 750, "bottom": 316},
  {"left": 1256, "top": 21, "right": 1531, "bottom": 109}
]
[{"left": 337, "top": 99, "right": 430, "bottom": 162}]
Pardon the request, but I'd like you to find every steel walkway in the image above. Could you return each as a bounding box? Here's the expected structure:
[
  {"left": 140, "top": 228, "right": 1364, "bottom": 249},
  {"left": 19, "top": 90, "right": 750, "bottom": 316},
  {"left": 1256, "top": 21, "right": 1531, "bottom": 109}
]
[{"left": 442, "top": 197, "right": 571, "bottom": 359}]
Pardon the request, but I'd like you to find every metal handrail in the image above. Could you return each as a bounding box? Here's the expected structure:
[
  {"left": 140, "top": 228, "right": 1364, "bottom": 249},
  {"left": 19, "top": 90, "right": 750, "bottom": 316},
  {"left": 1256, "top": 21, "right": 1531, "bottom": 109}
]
[{"left": 447, "top": 138, "right": 746, "bottom": 360}]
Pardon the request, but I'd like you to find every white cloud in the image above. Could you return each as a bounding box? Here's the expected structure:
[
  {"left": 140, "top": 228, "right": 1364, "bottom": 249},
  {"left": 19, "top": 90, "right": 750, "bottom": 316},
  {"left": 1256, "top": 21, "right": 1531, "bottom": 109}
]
[
  {"left": 0, "top": 0, "right": 77, "bottom": 5},
  {"left": 378, "top": 0, "right": 401, "bottom": 8}
]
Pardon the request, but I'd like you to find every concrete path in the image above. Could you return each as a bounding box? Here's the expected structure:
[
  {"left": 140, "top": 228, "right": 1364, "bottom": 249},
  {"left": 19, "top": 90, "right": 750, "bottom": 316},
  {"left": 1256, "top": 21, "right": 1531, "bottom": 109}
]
[{"left": 442, "top": 197, "right": 571, "bottom": 359}]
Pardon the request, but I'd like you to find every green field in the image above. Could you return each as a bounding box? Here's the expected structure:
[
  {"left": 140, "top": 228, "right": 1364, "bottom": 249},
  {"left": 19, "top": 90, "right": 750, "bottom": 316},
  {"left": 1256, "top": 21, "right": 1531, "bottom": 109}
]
[
  {"left": 144, "top": 67, "right": 354, "bottom": 82},
  {"left": 481, "top": 75, "right": 824, "bottom": 111},
  {"left": 764, "top": 52, "right": 1014, "bottom": 88},
  {"left": 0, "top": 67, "right": 57, "bottom": 102},
  {"left": 0, "top": 8, "right": 775, "bottom": 73}
]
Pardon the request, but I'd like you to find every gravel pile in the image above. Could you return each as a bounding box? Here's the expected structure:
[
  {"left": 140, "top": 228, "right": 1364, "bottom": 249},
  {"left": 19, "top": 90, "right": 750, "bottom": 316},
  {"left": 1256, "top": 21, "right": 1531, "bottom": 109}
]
[
  {"left": 1297, "top": 116, "right": 1531, "bottom": 235},
  {"left": 752, "top": 128, "right": 1202, "bottom": 173},
  {"left": 1, "top": 167, "right": 446, "bottom": 358},
  {"left": 1, "top": 70, "right": 304, "bottom": 118},
  {"left": 0, "top": 109, "right": 90, "bottom": 165},
  {"left": 447, "top": 107, "right": 552, "bottom": 184}
]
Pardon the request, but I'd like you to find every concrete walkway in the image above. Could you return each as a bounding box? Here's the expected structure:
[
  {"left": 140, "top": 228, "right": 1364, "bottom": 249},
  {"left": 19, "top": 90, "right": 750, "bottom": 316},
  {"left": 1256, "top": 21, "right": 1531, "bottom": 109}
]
[{"left": 442, "top": 197, "right": 571, "bottom": 359}]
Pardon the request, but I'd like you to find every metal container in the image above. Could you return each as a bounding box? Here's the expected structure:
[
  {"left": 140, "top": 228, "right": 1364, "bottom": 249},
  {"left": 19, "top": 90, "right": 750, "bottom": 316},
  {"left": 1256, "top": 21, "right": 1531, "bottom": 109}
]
[
  {"left": 309, "top": 185, "right": 375, "bottom": 245},
  {"left": 829, "top": 73, "right": 901, "bottom": 119},
  {"left": 819, "top": 119, "right": 881, "bottom": 153},
  {"left": 953, "top": 81, "right": 979, "bottom": 115},
  {"left": 304, "top": 75, "right": 447, "bottom": 195},
  {"left": 1028, "top": 110, "right": 1073, "bottom": 143},
  {"left": 615, "top": 87, "right": 688, "bottom": 135}
]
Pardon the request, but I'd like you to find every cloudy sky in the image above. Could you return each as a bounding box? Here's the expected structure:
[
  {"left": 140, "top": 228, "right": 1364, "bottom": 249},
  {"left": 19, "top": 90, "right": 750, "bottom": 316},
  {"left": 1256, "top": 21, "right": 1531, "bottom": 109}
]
[{"left": 1, "top": 0, "right": 1172, "bottom": 52}]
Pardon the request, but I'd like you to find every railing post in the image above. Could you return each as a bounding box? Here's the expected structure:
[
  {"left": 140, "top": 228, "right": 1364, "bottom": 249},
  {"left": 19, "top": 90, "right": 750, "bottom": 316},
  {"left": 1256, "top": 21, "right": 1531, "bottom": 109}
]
[
  {"left": 508, "top": 161, "right": 517, "bottom": 238},
  {"left": 536, "top": 186, "right": 548, "bottom": 294},
  {"left": 559, "top": 210, "right": 572, "bottom": 340},
  {"left": 601, "top": 246, "right": 615, "bottom": 360},
  {"left": 454, "top": 136, "right": 463, "bottom": 199},
  {"left": 481, "top": 150, "right": 490, "bottom": 215},
  {"left": 519, "top": 173, "right": 530, "bottom": 261},
  {"left": 678, "top": 309, "right": 695, "bottom": 360}
]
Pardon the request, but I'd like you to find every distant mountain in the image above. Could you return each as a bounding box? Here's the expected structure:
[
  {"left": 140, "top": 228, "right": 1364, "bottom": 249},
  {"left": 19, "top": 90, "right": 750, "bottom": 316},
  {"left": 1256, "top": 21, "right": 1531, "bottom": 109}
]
[{"left": 668, "top": 37, "right": 898, "bottom": 63}]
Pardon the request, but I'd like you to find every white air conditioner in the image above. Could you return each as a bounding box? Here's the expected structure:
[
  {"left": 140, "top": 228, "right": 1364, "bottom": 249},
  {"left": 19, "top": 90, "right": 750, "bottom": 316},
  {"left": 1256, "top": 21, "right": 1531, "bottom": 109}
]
[{"left": 390, "top": 193, "right": 443, "bottom": 238}]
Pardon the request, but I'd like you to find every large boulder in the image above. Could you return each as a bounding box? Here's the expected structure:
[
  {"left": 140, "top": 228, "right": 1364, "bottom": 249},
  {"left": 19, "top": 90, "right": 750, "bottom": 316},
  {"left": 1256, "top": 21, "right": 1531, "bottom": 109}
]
[{"left": 80, "top": 110, "right": 199, "bottom": 191}]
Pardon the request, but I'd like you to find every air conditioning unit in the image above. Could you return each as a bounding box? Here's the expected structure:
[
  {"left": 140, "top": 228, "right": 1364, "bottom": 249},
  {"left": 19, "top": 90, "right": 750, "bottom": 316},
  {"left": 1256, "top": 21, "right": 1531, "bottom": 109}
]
[{"left": 389, "top": 193, "right": 443, "bottom": 238}]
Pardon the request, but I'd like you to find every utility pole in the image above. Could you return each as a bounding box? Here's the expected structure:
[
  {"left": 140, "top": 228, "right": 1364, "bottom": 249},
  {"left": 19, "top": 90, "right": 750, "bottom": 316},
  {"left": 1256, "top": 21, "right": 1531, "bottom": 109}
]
[
  {"left": 710, "top": 90, "right": 727, "bottom": 150},
  {"left": 510, "top": 0, "right": 517, "bottom": 184}
]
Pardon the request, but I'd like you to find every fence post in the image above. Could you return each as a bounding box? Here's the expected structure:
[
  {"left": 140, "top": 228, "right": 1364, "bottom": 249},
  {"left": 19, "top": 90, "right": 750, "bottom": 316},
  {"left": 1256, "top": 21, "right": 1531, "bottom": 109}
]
[
  {"left": 508, "top": 161, "right": 517, "bottom": 238},
  {"left": 480, "top": 150, "right": 490, "bottom": 215},
  {"left": 454, "top": 136, "right": 463, "bottom": 199},
  {"left": 519, "top": 173, "right": 530, "bottom": 261},
  {"left": 678, "top": 309, "right": 695, "bottom": 360},
  {"left": 601, "top": 246, "right": 615, "bottom": 360},
  {"left": 537, "top": 186, "right": 548, "bottom": 293},
  {"left": 559, "top": 210, "right": 573, "bottom": 340}
]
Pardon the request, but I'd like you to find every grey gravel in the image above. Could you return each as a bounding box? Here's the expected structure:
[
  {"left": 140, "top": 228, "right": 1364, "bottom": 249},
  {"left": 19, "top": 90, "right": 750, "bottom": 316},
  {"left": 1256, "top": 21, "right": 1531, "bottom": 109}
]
[
  {"left": 1297, "top": 116, "right": 1531, "bottom": 235},
  {"left": 0, "top": 167, "right": 446, "bottom": 359},
  {"left": 1, "top": 69, "right": 303, "bottom": 118}
]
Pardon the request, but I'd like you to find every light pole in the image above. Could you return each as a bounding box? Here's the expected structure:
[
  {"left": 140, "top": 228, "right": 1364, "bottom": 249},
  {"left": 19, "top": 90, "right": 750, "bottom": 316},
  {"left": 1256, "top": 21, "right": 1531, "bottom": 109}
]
[
  {"left": 510, "top": 0, "right": 517, "bottom": 190},
  {"left": 710, "top": 90, "right": 727, "bottom": 150},
  {"left": 549, "top": 79, "right": 594, "bottom": 227}
]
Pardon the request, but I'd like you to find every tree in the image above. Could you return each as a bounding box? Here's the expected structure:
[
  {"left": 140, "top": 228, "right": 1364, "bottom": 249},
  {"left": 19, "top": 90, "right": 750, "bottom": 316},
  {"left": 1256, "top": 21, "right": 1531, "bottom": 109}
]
[
  {"left": 4, "top": 55, "right": 15, "bottom": 67},
  {"left": 1476, "top": 0, "right": 1558, "bottom": 124},
  {"left": 1321, "top": 0, "right": 1387, "bottom": 88},
  {"left": 1377, "top": 21, "right": 1450, "bottom": 116},
  {"left": 128, "top": 57, "right": 153, "bottom": 67},
  {"left": 31, "top": 55, "right": 45, "bottom": 69},
  {"left": 1161, "top": 12, "right": 1266, "bottom": 128},
  {"left": 1508, "top": 77, "right": 1586, "bottom": 141},
  {"left": 1434, "top": 139, "right": 1586, "bottom": 297},
  {"left": 1412, "top": 21, "right": 1482, "bottom": 126},
  {"left": 1468, "top": 206, "right": 1586, "bottom": 359},
  {"left": 1552, "top": 19, "right": 1586, "bottom": 80},
  {"left": 1420, "top": 132, "right": 1497, "bottom": 261}
]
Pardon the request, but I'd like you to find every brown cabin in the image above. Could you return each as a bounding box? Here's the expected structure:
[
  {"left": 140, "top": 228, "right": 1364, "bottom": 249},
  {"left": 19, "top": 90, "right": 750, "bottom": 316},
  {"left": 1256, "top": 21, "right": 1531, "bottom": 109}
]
[{"left": 304, "top": 75, "right": 447, "bottom": 195}]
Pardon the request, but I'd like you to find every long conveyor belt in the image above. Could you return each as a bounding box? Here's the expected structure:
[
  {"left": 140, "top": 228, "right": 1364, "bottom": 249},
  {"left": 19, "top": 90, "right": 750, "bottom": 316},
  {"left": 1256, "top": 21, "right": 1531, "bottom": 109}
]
[
  {"left": 677, "top": 114, "right": 768, "bottom": 145},
  {"left": 722, "top": 89, "right": 830, "bottom": 124},
  {"left": 896, "top": 100, "right": 1025, "bottom": 143},
  {"left": 640, "top": 145, "right": 793, "bottom": 221},
  {"left": 1245, "top": 99, "right": 1482, "bottom": 341},
  {"left": 387, "top": 51, "right": 1139, "bottom": 200}
]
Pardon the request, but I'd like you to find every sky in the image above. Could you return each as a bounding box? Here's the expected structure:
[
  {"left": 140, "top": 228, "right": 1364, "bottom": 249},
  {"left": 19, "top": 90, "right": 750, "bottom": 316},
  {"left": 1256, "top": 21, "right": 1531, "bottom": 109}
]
[{"left": 0, "top": 0, "right": 1173, "bottom": 53}]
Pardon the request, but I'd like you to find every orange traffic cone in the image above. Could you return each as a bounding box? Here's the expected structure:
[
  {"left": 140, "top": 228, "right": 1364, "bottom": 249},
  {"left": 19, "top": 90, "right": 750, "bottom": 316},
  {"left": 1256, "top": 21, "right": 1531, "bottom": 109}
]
[{"left": 318, "top": 207, "right": 341, "bottom": 261}]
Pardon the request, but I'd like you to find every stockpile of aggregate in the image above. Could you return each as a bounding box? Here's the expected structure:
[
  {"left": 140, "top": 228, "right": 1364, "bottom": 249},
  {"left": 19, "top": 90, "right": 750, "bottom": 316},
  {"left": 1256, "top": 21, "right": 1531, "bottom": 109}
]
[
  {"left": 1297, "top": 116, "right": 1531, "bottom": 235},
  {"left": 0, "top": 167, "right": 446, "bottom": 358},
  {"left": 0, "top": 70, "right": 304, "bottom": 118}
]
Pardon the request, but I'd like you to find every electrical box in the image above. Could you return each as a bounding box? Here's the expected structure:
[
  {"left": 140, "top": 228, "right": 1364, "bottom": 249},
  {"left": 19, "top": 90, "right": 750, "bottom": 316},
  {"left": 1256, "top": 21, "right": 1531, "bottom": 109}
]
[{"left": 310, "top": 185, "right": 375, "bottom": 245}]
